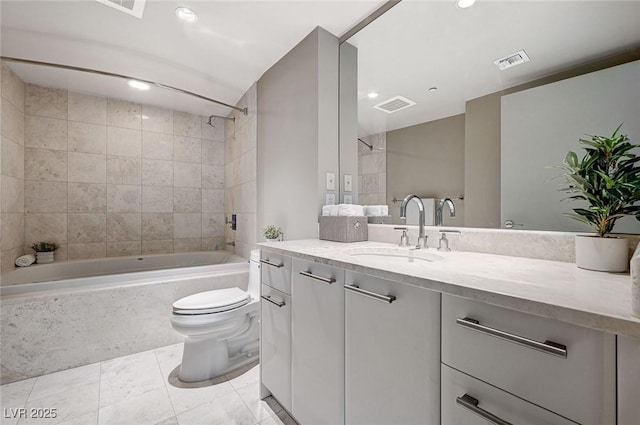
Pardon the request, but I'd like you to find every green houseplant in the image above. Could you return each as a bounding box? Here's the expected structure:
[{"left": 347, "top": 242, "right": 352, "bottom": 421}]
[
  {"left": 31, "top": 241, "right": 59, "bottom": 264},
  {"left": 262, "top": 225, "right": 283, "bottom": 241},
  {"left": 559, "top": 125, "right": 640, "bottom": 271}
]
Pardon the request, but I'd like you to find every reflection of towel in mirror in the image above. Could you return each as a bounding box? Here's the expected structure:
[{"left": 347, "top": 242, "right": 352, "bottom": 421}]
[
  {"left": 364, "top": 205, "right": 389, "bottom": 216},
  {"left": 338, "top": 204, "right": 365, "bottom": 216},
  {"left": 15, "top": 254, "right": 36, "bottom": 267}
]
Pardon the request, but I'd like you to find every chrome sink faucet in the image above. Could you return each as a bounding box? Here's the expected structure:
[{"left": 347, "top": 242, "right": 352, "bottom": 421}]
[
  {"left": 436, "top": 197, "right": 456, "bottom": 226},
  {"left": 399, "top": 194, "right": 427, "bottom": 249}
]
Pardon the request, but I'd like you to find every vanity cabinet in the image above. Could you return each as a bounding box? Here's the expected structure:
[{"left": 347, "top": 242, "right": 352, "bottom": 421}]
[
  {"left": 441, "top": 294, "right": 616, "bottom": 425},
  {"left": 260, "top": 253, "right": 292, "bottom": 411},
  {"left": 291, "top": 259, "right": 345, "bottom": 425},
  {"left": 344, "top": 271, "right": 441, "bottom": 425},
  {"left": 617, "top": 335, "right": 640, "bottom": 425}
]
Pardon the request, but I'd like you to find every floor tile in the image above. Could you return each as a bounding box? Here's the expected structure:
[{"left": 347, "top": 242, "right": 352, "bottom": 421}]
[
  {"left": 258, "top": 410, "right": 298, "bottom": 425},
  {"left": 98, "top": 386, "right": 174, "bottom": 425},
  {"left": 55, "top": 411, "right": 98, "bottom": 425},
  {"left": 166, "top": 379, "right": 235, "bottom": 415},
  {"left": 100, "top": 350, "right": 157, "bottom": 382},
  {"left": 99, "top": 359, "right": 165, "bottom": 408},
  {"left": 19, "top": 382, "right": 99, "bottom": 425},
  {"left": 0, "top": 377, "right": 36, "bottom": 408},
  {"left": 225, "top": 362, "right": 259, "bottom": 391},
  {"left": 28, "top": 364, "right": 100, "bottom": 402},
  {"left": 236, "top": 385, "right": 283, "bottom": 423},
  {"left": 153, "top": 417, "right": 178, "bottom": 425},
  {"left": 176, "top": 391, "right": 257, "bottom": 425}
]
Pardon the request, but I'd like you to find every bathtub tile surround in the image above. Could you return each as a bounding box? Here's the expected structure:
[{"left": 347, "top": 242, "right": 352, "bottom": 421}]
[
  {"left": 0, "top": 344, "right": 291, "bottom": 425},
  {"left": 1, "top": 62, "right": 26, "bottom": 274}
]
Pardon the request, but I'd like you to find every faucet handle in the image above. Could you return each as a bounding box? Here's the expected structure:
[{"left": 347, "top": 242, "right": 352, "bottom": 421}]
[
  {"left": 394, "top": 227, "right": 410, "bottom": 247},
  {"left": 438, "top": 229, "right": 460, "bottom": 252}
]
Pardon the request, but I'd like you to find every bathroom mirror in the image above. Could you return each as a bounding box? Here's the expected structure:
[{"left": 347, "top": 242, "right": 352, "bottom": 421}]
[{"left": 341, "top": 0, "right": 640, "bottom": 233}]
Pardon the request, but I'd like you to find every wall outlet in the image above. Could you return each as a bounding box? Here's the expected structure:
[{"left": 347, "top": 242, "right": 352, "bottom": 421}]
[
  {"left": 344, "top": 174, "right": 352, "bottom": 192},
  {"left": 326, "top": 172, "right": 335, "bottom": 191},
  {"left": 344, "top": 194, "right": 353, "bottom": 204},
  {"left": 326, "top": 193, "right": 336, "bottom": 205}
]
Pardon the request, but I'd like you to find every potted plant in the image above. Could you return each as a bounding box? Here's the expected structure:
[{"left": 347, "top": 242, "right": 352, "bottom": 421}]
[
  {"left": 559, "top": 125, "right": 640, "bottom": 272},
  {"left": 31, "top": 241, "right": 59, "bottom": 264},
  {"left": 262, "top": 225, "right": 283, "bottom": 241}
]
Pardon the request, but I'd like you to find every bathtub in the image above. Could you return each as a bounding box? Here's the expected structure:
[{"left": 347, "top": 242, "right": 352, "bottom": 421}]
[{"left": 0, "top": 251, "right": 250, "bottom": 384}]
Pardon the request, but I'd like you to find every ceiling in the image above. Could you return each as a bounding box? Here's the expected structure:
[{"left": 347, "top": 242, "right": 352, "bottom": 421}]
[
  {"left": 349, "top": 1, "right": 640, "bottom": 137},
  {"left": 0, "top": 0, "right": 385, "bottom": 117}
]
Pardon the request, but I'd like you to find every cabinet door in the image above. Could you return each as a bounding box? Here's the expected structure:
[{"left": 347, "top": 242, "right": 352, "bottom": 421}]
[
  {"left": 618, "top": 335, "right": 640, "bottom": 425},
  {"left": 261, "top": 284, "right": 291, "bottom": 411},
  {"left": 291, "top": 259, "right": 345, "bottom": 425},
  {"left": 344, "top": 271, "right": 440, "bottom": 425}
]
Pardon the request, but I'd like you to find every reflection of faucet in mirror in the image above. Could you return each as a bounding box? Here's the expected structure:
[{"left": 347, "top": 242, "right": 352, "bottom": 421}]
[
  {"left": 437, "top": 198, "right": 456, "bottom": 226},
  {"left": 399, "top": 195, "right": 427, "bottom": 249}
]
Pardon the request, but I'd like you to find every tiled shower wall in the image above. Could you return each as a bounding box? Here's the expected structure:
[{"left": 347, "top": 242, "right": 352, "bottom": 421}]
[
  {"left": 1, "top": 63, "right": 26, "bottom": 274},
  {"left": 358, "top": 132, "right": 386, "bottom": 205},
  {"left": 224, "top": 84, "right": 257, "bottom": 259}
]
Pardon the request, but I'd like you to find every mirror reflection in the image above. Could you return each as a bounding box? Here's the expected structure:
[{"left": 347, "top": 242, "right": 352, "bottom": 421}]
[{"left": 346, "top": 1, "right": 640, "bottom": 233}]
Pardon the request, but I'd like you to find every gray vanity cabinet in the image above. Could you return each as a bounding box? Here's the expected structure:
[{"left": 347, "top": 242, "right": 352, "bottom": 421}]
[
  {"left": 618, "top": 335, "right": 640, "bottom": 425},
  {"left": 344, "top": 271, "right": 441, "bottom": 425}
]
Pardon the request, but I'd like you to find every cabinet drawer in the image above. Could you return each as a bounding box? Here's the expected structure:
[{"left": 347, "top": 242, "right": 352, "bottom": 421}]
[
  {"left": 260, "top": 284, "right": 291, "bottom": 411},
  {"left": 442, "top": 364, "right": 575, "bottom": 425},
  {"left": 260, "top": 251, "right": 291, "bottom": 294},
  {"left": 441, "top": 295, "right": 615, "bottom": 425}
]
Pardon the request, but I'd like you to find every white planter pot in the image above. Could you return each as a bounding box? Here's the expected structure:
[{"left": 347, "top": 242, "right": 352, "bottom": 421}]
[
  {"left": 575, "top": 235, "right": 629, "bottom": 272},
  {"left": 35, "top": 251, "right": 55, "bottom": 264}
]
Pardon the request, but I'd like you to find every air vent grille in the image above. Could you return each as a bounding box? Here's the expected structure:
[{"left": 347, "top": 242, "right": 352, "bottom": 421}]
[
  {"left": 95, "top": 0, "right": 146, "bottom": 19},
  {"left": 493, "top": 50, "right": 530, "bottom": 70},
  {"left": 373, "top": 96, "right": 416, "bottom": 114}
]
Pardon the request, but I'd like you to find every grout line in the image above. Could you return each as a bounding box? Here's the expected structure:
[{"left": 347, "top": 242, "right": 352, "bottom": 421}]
[
  {"left": 152, "top": 346, "right": 179, "bottom": 424},
  {"left": 96, "top": 359, "right": 102, "bottom": 425}
]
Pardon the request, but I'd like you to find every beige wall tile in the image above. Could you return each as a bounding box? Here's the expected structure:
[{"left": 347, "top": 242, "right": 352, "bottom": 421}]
[
  {"left": 67, "top": 242, "right": 106, "bottom": 260},
  {"left": 107, "top": 156, "right": 141, "bottom": 185},
  {"left": 142, "top": 105, "right": 173, "bottom": 134},
  {"left": 142, "top": 213, "right": 173, "bottom": 240},
  {"left": 142, "top": 186, "right": 173, "bottom": 213},
  {"left": 202, "top": 139, "right": 225, "bottom": 165},
  {"left": 1, "top": 213, "right": 24, "bottom": 250},
  {"left": 174, "top": 213, "right": 201, "bottom": 238},
  {"left": 67, "top": 213, "right": 106, "bottom": 243},
  {"left": 235, "top": 213, "right": 257, "bottom": 245},
  {"left": 107, "top": 241, "right": 141, "bottom": 257},
  {"left": 24, "top": 213, "right": 67, "bottom": 246},
  {"left": 1, "top": 99, "right": 24, "bottom": 145},
  {"left": 173, "top": 188, "right": 201, "bottom": 213},
  {"left": 107, "top": 127, "right": 141, "bottom": 157},
  {"left": 107, "top": 213, "right": 141, "bottom": 242},
  {"left": 67, "top": 152, "right": 105, "bottom": 183},
  {"left": 173, "top": 238, "right": 202, "bottom": 253},
  {"left": 68, "top": 122, "right": 107, "bottom": 154},
  {"left": 224, "top": 119, "right": 238, "bottom": 161},
  {"left": 174, "top": 162, "right": 201, "bottom": 188},
  {"left": 142, "top": 159, "right": 173, "bottom": 187},
  {"left": 68, "top": 183, "right": 106, "bottom": 213},
  {"left": 202, "top": 164, "right": 224, "bottom": 189},
  {"left": 173, "top": 112, "right": 201, "bottom": 138},
  {"left": 202, "top": 189, "right": 224, "bottom": 213},
  {"left": 142, "top": 132, "right": 172, "bottom": 160},
  {"left": 25, "top": 115, "right": 67, "bottom": 151},
  {"left": 24, "top": 180, "right": 67, "bottom": 213},
  {"left": 107, "top": 99, "right": 141, "bottom": 130},
  {"left": 25, "top": 148, "right": 67, "bottom": 181},
  {"left": 202, "top": 237, "right": 225, "bottom": 251},
  {"left": 141, "top": 240, "right": 173, "bottom": 255},
  {"left": 107, "top": 185, "right": 141, "bottom": 213},
  {"left": 1, "top": 176, "right": 24, "bottom": 213},
  {"left": 68, "top": 92, "right": 106, "bottom": 125},
  {"left": 201, "top": 116, "right": 225, "bottom": 142},
  {"left": 25, "top": 85, "right": 67, "bottom": 119},
  {"left": 174, "top": 136, "right": 201, "bottom": 163},
  {"left": 1, "top": 246, "right": 24, "bottom": 274},
  {"left": 202, "top": 213, "right": 225, "bottom": 238},
  {"left": 1, "top": 137, "right": 24, "bottom": 178},
  {"left": 2, "top": 62, "right": 25, "bottom": 112},
  {"left": 239, "top": 150, "right": 257, "bottom": 184}
]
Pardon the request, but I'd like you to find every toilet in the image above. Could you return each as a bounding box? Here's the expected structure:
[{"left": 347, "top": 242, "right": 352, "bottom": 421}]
[{"left": 171, "top": 249, "right": 260, "bottom": 382}]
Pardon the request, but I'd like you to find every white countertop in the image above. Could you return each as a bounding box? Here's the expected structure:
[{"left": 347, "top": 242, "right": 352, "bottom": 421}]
[{"left": 259, "top": 239, "right": 640, "bottom": 339}]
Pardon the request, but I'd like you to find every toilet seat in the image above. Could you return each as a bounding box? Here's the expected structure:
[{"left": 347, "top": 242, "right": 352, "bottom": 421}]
[{"left": 173, "top": 287, "right": 251, "bottom": 315}]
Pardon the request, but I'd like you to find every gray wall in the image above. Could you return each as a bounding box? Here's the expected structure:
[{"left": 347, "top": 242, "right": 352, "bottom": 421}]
[
  {"left": 257, "top": 27, "right": 339, "bottom": 240},
  {"left": 339, "top": 42, "right": 358, "bottom": 204}
]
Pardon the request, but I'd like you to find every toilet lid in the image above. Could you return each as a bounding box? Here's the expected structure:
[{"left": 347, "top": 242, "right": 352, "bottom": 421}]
[{"left": 173, "top": 288, "right": 251, "bottom": 315}]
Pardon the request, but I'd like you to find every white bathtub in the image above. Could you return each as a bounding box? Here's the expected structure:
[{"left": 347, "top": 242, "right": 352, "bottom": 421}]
[{"left": 0, "top": 251, "right": 250, "bottom": 384}]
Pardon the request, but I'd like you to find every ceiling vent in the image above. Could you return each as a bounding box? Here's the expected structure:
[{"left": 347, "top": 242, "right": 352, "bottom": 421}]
[
  {"left": 95, "top": 0, "right": 146, "bottom": 19},
  {"left": 493, "top": 50, "right": 530, "bottom": 70},
  {"left": 373, "top": 96, "right": 416, "bottom": 114}
]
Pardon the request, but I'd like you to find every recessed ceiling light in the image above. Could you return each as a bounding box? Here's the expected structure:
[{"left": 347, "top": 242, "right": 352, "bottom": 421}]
[
  {"left": 428, "top": 87, "right": 438, "bottom": 92},
  {"left": 127, "top": 80, "right": 150, "bottom": 91},
  {"left": 175, "top": 6, "right": 198, "bottom": 23},
  {"left": 367, "top": 91, "right": 379, "bottom": 99},
  {"left": 456, "top": 0, "right": 476, "bottom": 9}
]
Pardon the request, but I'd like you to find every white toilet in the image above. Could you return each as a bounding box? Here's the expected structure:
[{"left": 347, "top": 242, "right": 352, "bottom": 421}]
[{"left": 171, "top": 250, "right": 260, "bottom": 382}]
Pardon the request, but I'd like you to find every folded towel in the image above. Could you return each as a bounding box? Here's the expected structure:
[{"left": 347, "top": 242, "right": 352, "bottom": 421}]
[
  {"left": 380, "top": 205, "right": 389, "bottom": 216},
  {"left": 338, "top": 204, "right": 365, "bottom": 216},
  {"left": 15, "top": 254, "right": 36, "bottom": 267},
  {"left": 364, "top": 205, "right": 389, "bottom": 216},
  {"left": 322, "top": 205, "right": 339, "bottom": 216}
]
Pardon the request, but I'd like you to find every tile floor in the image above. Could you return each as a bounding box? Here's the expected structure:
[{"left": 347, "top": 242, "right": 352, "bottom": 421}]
[{"left": 0, "top": 343, "right": 296, "bottom": 425}]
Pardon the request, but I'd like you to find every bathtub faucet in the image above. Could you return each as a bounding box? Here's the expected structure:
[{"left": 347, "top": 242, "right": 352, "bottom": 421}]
[{"left": 215, "top": 241, "right": 236, "bottom": 250}]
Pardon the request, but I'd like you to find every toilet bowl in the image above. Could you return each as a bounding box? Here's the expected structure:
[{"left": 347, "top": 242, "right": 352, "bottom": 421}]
[{"left": 171, "top": 249, "right": 260, "bottom": 382}]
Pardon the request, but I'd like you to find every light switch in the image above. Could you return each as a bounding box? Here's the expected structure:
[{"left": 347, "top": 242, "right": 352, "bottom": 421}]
[
  {"left": 326, "top": 172, "right": 335, "bottom": 191},
  {"left": 344, "top": 174, "right": 353, "bottom": 192},
  {"left": 344, "top": 194, "right": 353, "bottom": 204},
  {"left": 326, "top": 193, "right": 336, "bottom": 205}
]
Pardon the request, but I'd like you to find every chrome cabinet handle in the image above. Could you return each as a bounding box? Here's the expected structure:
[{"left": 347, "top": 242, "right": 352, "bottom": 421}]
[
  {"left": 261, "top": 295, "right": 285, "bottom": 308},
  {"left": 344, "top": 284, "right": 396, "bottom": 304},
  {"left": 260, "top": 259, "right": 284, "bottom": 268},
  {"left": 456, "top": 317, "right": 567, "bottom": 358},
  {"left": 299, "top": 271, "right": 336, "bottom": 285},
  {"left": 456, "top": 394, "right": 513, "bottom": 425}
]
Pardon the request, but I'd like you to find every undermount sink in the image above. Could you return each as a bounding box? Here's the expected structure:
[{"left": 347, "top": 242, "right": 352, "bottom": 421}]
[{"left": 344, "top": 247, "right": 443, "bottom": 264}]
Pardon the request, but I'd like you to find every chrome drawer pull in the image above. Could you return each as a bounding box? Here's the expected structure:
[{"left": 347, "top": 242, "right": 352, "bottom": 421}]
[
  {"left": 299, "top": 271, "right": 336, "bottom": 285},
  {"left": 261, "top": 295, "right": 286, "bottom": 308},
  {"left": 344, "top": 284, "right": 396, "bottom": 304},
  {"left": 260, "top": 259, "right": 284, "bottom": 268},
  {"left": 456, "top": 317, "right": 567, "bottom": 358},
  {"left": 456, "top": 394, "right": 513, "bottom": 425}
]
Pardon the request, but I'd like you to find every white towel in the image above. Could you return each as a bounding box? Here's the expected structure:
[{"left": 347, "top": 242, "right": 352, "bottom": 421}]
[
  {"left": 15, "top": 254, "right": 36, "bottom": 267},
  {"left": 322, "top": 205, "right": 339, "bottom": 216},
  {"left": 338, "top": 204, "right": 365, "bottom": 216},
  {"left": 364, "top": 205, "right": 381, "bottom": 216},
  {"left": 380, "top": 205, "right": 389, "bottom": 216}
]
